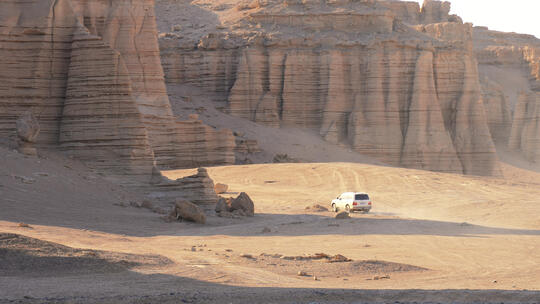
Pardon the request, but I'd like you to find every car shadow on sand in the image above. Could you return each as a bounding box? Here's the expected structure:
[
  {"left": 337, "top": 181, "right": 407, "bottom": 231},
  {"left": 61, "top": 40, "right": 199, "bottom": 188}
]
[{"left": 163, "top": 212, "right": 540, "bottom": 238}]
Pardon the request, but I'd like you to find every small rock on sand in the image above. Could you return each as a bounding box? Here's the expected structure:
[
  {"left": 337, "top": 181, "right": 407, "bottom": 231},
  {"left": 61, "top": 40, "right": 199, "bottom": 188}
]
[
  {"left": 214, "top": 183, "right": 228, "bottom": 194},
  {"left": 305, "top": 204, "right": 329, "bottom": 212},
  {"left": 335, "top": 211, "right": 350, "bottom": 219},
  {"left": 140, "top": 200, "right": 153, "bottom": 209},
  {"left": 17, "top": 223, "right": 32, "bottom": 228},
  {"left": 327, "top": 254, "right": 352, "bottom": 263}
]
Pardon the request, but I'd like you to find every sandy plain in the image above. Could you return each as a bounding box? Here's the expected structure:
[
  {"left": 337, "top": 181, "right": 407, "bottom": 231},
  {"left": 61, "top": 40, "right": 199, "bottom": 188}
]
[{"left": 1, "top": 143, "right": 540, "bottom": 303}]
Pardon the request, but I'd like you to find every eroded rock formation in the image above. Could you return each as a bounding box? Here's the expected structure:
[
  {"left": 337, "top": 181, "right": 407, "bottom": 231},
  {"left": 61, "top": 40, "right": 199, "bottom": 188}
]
[
  {"left": 16, "top": 112, "right": 40, "bottom": 156},
  {"left": 0, "top": 0, "right": 236, "bottom": 182},
  {"left": 158, "top": 0, "right": 503, "bottom": 175},
  {"left": 474, "top": 27, "right": 540, "bottom": 163},
  {"left": 150, "top": 168, "right": 219, "bottom": 204}
]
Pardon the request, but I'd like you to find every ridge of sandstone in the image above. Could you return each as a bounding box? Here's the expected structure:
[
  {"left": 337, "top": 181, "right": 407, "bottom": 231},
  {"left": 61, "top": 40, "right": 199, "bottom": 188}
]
[
  {"left": 1, "top": 0, "right": 539, "bottom": 179},
  {"left": 158, "top": 0, "right": 513, "bottom": 175},
  {"left": 0, "top": 0, "right": 236, "bottom": 183},
  {"left": 474, "top": 27, "right": 540, "bottom": 163}
]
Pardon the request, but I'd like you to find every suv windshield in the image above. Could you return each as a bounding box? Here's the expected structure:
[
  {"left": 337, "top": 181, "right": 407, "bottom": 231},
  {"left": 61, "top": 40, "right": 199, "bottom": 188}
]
[{"left": 355, "top": 194, "right": 369, "bottom": 200}]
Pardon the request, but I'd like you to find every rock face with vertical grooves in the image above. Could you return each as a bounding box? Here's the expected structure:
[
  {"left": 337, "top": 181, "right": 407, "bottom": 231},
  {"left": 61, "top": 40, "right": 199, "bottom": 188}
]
[
  {"left": 509, "top": 92, "right": 540, "bottom": 162},
  {"left": 474, "top": 26, "right": 540, "bottom": 163},
  {"left": 158, "top": 0, "right": 503, "bottom": 175},
  {"left": 60, "top": 27, "right": 156, "bottom": 179},
  {"left": 0, "top": 0, "right": 236, "bottom": 182}
]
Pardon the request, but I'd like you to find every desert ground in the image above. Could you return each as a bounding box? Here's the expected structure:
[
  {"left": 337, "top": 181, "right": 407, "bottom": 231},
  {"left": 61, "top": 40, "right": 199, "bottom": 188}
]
[
  {"left": 2, "top": 0, "right": 540, "bottom": 303},
  {"left": 1, "top": 144, "right": 540, "bottom": 303}
]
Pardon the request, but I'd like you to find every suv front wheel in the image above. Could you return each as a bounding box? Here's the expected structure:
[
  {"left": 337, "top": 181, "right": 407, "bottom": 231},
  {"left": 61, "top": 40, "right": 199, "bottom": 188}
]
[{"left": 332, "top": 204, "right": 338, "bottom": 212}]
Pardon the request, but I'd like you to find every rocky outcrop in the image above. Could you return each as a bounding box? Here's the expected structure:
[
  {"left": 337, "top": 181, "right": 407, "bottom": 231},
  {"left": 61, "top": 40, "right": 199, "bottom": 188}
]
[
  {"left": 379, "top": 0, "right": 460, "bottom": 25},
  {"left": 159, "top": 0, "right": 501, "bottom": 175},
  {"left": 474, "top": 26, "right": 540, "bottom": 163},
  {"left": 230, "top": 192, "right": 255, "bottom": 217},
  {"left": 509, "top": 92, "right": 540, "bottom": 162},
  {"left": 151, "top": 168, "right": 219, "bottom": 204},
  {"left": 16, "top": 112, "right": 40, "bottom": 156},
  {"left": 215, "top": 192, "right": 255, "bottom": 217},
  {"left": 59, "top": 27, "right": 156, "bottom": 178},
  {"left": 0, "top": 0, "right": 236, "bottom": 182},
  {"left": 480, "top": 77, "right": 512, "bottom": 144}
]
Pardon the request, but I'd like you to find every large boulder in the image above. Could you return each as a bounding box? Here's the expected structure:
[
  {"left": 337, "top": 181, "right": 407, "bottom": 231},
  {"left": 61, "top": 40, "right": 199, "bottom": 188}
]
[
  {"left": 15, "top": 112, "right": 40, "bottom": 156},
  {"left": 230, "top": 192, "right": 254, "bottom": 217},
  {"left": 215, "top": 197, "right": 231, "bottom": 213},
  {"left": 173, "top": 200, "right": 206, "bottom": 224},
  {"left": 149, "top": 166, "right": 165, "bottom": 185},
  {"left": 16, "top": 112, "right": 40, "bottom": 143}
]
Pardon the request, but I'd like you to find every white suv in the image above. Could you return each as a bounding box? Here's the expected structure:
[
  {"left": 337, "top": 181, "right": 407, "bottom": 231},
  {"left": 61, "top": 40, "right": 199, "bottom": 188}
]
[{"left": 331, "top": 192, "right": 372, "bottom": 213}]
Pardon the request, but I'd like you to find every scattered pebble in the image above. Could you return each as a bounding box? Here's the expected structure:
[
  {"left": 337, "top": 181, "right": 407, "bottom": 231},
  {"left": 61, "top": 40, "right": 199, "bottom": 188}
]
[
  {"left": 335, "top": 211, "right": 350, "bottom": 219},
  {"left": 130, "top": 201, "right": 142, "bottom": 208},
  {"left": 18, "top": 222, "right": 32, "bottom": 228},
  {"left": 297, "top": 271, "right": 307, "bottom": 276},
  {"left": 140, "top": 200, "right": 154, "bottom": 209},
  {"left": 14, "top": 175, "right": 35, "bottom": 184}
]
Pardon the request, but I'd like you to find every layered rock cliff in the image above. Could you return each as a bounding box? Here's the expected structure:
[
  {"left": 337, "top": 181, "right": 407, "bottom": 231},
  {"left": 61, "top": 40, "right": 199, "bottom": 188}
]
[
  {"left": 0, "top": 0, "right": 235, "bottom": 182},
  {"left": 158, "top": 0, "right": 502, "bottom": 175},
  {"left": 2, "top": 0, "right": 537, "bottom": 179},
  {"left": 474, "top": 27, "right": 540, "bottom": 163}
]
